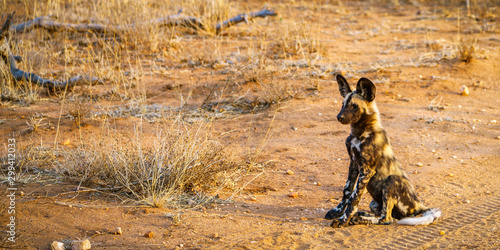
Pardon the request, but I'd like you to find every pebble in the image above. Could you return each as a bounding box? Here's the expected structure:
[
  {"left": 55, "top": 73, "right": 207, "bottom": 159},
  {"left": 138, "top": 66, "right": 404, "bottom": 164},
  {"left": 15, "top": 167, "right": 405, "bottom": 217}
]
[
  {"left": 439, "top": 230, "right": 446, "bottom": 235},
  {"left": 144, "top": 231, "right": 154, "bottom": 238},
  {"left": 460, "top": 85, "right": 469, "bottom": 96},
  {"left": 114, "top": 227, "right": 122, "bottom": 235},
  {"left": 286, "top": 170, "right": 295, "bottom": 175},
  {"left": 490, "top": 120, "right": 497, "bottom": 124},
  {"left": 71, "top": 239, "right": 91, "bottom": 250},
  {"left": 416, "top": 163, "right": 423, "bottom": 167},
  {"left": 288, "top": 192, "right": 299, "bottom": 198},
  {"left": 51, "top": 241, "right": 64, "bottom": 250}
]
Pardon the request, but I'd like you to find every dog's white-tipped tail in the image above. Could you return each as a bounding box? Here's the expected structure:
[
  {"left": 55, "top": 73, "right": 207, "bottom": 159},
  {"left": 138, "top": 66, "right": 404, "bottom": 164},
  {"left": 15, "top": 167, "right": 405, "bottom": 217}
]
[{"left": 397, "top": 208, "right": 442, "bottom": 226}]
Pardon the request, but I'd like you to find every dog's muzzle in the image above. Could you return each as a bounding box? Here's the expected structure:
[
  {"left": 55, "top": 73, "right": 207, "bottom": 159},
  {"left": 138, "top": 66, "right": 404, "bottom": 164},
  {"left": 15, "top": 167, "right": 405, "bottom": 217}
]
[{"left": 337, "top": 114, "right": 345, "bottom": 123}]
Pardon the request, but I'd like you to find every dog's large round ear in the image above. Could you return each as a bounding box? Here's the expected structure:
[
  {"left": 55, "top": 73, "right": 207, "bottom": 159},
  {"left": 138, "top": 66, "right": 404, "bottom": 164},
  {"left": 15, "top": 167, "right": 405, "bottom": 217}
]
[
  {"left": 356, "top": 78, "right": 376, "bottom": 102},
  {"left": 336, "top": 74, "right": 352, "bottom": 98}
]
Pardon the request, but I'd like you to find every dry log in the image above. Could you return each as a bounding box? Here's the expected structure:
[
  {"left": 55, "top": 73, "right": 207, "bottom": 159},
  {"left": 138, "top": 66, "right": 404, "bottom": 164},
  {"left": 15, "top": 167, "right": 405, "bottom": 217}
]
[
  {"left": 215, "top": 8, "right": 277, "bottom": 34},
  {"left": 10, "top": 8, "right": 277, "bottom": 35},
  {"left": 1, "top": 12, "right": 103, "bottom": 91}
]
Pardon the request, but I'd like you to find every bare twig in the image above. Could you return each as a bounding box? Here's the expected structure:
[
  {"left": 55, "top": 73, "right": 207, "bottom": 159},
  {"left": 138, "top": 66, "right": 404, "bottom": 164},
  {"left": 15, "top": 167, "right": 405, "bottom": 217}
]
[{"left": 215, "top": 8, "right": 277, "bottom": 34}]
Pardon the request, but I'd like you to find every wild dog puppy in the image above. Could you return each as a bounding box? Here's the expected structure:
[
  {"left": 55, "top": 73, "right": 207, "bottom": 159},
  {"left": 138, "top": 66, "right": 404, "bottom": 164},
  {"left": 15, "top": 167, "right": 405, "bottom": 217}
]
[{"left": 325, "top": 75, "right": 441, "bottom": 227}]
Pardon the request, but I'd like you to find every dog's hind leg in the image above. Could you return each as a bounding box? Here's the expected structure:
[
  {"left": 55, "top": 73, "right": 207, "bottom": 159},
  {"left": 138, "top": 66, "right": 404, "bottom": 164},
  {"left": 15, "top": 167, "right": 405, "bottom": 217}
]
[
  {"left": 379, "top": 175, "right": 425, "bottom": 224},
  {"left": 379, "top": 175, "right": 403, "bottom": 224}
]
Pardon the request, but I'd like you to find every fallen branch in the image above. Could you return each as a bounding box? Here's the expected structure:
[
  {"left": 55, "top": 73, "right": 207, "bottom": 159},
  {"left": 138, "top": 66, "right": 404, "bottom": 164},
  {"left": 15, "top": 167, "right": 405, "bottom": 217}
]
[
  {"left": 10, "top": 8, "right": 277, "bottom": 35},
  {"left": 1, "top": 12, "right": 103, "bottom": 91},
  {"left": 215, "top": 8, "right": 277, "bottom": 34}
]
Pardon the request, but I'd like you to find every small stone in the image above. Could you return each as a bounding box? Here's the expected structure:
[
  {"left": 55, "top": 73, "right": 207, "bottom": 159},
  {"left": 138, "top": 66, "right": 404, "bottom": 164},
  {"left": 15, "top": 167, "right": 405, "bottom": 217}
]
[
  {"left": 250, "top": 197, "right": 257, "bottom": 201},
  {"left": 63, "top": 139, "right": 71, "bottom": 145},
  {"left": 316, "top": 182, "right": 322, "bottom": 186},
  {"left": 460, "top": 85, "right": 469, "bottom": 96},
  {"left": 439, "top": 230, "right": 445, "bottom": 235},
  {"left": 114, "top": 227, "right": 122, "bottom": 235},
  {"left": 288, "top": 192, "right": 299, "bottom": 198},
  {"left": 72, "top": 239, "right": 91, "bottom": 250},
  {"left": 144, "top": 231, "right": 154, "bottom": 238},
  {"left": 416, "top": 163, "right": 423, "bottom": 167},
  {"left": 448, "top": 173, "right": 454, "bottom": 177},
  {"left": 286, "top": 170, "right": 295, "bottom": 175},
  {"left": 51, "top": 241, "right": 65, "bottom": 250},
  {"left": 490, "top": 120, "right": 497, "bottom": 124}
]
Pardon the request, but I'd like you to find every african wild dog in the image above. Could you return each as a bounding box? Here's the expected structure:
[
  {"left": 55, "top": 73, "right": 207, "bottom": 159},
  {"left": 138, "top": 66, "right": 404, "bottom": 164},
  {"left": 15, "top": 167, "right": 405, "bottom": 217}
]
[{"left": 325, "top": 74, "right": 441, "bottom": 227}]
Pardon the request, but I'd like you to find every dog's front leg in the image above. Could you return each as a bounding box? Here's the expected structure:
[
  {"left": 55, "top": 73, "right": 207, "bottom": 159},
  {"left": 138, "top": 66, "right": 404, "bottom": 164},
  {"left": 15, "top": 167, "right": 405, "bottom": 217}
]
[
  {"left": 331, "top": 167, "right": 375, "bottom": 227},
  {"left": 325, "top": 161, "right": 359, "bottom": 219}
]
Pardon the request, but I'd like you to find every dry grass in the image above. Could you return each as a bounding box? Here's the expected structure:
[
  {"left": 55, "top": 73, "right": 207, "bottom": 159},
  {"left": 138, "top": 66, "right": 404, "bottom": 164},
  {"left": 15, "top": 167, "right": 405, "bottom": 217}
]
[
  {"left": 65, "top": 96, "right": 93, "bottom": 127},
  {"left": 457, "top": 36, "right": 478, "bottom": 63},
  {"left": 271, "top": 19, "right": 326, "bottom": 59},
  {"left": 58, "top": 116, "right": 240, "bottom": 207}
]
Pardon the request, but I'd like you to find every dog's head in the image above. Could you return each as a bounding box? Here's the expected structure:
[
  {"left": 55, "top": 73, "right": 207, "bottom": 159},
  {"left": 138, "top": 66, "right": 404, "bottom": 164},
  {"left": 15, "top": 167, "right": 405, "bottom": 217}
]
[{"left": 335, "top": 75, "right": 377, "bottom": 124}]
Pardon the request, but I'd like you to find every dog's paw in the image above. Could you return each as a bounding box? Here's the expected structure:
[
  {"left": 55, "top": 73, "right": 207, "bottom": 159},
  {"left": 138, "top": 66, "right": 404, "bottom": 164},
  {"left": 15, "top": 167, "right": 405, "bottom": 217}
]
[
  {"left": 325, "top": 208, "right": 343, "bottom": 220},
  {"left": 330, "top": 216, "right": 349, "bottom": 228},
  {"left": 379, "top": 216, "right": 394, "bottom": 225}
]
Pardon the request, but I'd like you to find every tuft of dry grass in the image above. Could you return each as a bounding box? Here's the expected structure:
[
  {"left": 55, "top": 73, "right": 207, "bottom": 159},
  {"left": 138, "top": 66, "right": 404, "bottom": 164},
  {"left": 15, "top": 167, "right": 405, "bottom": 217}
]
[
  {"left": 457, "top": 36, "right": 478, "bottom": 63},
  {"left": 25, "top": 114, "right": 47, "bottom": 132},
  {"left": 65, "top": 96, "right": 93, "bottom": 127},
  {"left": 271, "top": 19, "right": 326, "bottom": 59},
  {"left": 59, "top": 116, "right": 240, "bottom": 207},
  {"left": 0, "top": 143, "right": 60, "bottom": 183}
]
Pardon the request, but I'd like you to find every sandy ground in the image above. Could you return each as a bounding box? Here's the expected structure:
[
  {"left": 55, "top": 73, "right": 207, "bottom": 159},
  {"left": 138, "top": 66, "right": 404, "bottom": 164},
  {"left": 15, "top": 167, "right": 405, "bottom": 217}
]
[{"left": 1, "top": 1, "right": 500, "bottom": 249}]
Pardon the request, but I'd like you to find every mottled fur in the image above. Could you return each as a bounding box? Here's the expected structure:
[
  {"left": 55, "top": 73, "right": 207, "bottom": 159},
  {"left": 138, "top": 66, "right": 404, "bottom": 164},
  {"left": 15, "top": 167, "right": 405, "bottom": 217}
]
[{"left": 325, "top": 75, "right": 441, "bottom": 227}]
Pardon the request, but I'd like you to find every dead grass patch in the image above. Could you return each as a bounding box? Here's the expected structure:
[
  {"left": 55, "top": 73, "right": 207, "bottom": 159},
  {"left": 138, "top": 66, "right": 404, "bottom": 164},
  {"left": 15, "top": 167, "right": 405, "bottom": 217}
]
[
  {"left": 57, "top": 117, "right": 240, "bottom": 207},
  {"left": 457, "top": 36, "right": 478, "bottom": 63}
]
